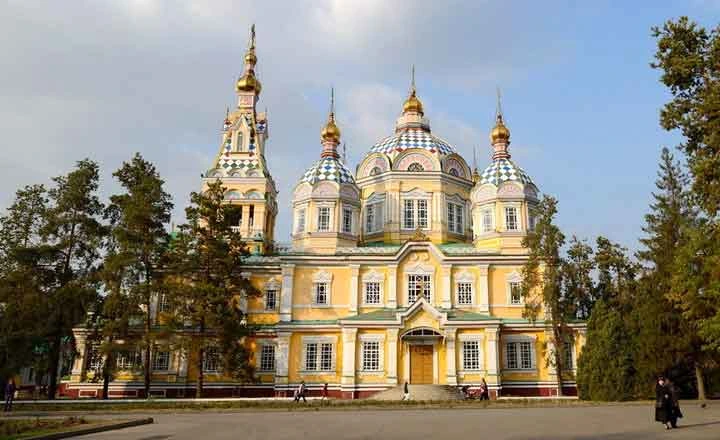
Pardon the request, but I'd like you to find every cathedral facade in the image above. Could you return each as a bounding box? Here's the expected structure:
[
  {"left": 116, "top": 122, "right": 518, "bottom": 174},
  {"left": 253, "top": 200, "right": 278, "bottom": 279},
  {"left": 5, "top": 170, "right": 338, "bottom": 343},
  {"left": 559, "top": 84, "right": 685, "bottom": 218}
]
[{"left": 67, "top": 28, "right": 586, "bottom": 399}]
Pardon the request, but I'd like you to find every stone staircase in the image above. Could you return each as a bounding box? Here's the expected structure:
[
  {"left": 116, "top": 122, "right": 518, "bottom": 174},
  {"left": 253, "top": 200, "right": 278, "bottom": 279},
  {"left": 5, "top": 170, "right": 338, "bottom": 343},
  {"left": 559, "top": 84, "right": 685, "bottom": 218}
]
[{"left": 367, "top": 384, "right": 462, "bottom": 401}]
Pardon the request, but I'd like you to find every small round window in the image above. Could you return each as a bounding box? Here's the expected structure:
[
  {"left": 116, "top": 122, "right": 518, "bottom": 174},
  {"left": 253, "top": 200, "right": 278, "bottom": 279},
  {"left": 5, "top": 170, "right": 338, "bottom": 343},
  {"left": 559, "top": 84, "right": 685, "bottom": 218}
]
[
  {"left": 407, "top": 163, "right": 424, "bottom": 172},
  {"left": 449, "top": 168, "right": 459, "bottom": 177},
  {"left": 370, "top": 166, "right": 382, "bottom": 176}
]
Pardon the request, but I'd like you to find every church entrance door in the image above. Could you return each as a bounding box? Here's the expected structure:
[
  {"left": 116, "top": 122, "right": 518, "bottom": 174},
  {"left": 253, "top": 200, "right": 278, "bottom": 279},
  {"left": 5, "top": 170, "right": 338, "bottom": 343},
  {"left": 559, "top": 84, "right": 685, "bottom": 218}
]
[{"left": 409, "top": 345, "right": 433, "bottom": 384}]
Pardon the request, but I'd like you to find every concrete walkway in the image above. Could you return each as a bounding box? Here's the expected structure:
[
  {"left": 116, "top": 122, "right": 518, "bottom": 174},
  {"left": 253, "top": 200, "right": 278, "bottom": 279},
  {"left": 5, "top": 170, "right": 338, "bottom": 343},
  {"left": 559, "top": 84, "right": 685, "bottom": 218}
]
[{"left": 73, "top": 404, "right": 720, "bottom": 440}]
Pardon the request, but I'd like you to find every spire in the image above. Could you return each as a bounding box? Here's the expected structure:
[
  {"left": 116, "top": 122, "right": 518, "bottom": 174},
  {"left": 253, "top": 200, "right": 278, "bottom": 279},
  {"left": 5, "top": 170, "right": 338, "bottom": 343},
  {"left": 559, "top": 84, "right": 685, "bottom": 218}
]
[
  {"left": 223, "top": 106, "right": 231, "bottom": 131},
  {"left": 472, "top": 146, "right": 481, "bottom": 183},
  {"left": 490, "top": 87, "right": 511, "bottom": 159},
  {"left": 402, "top": 64, "right": 424, "bottom": 116},
  {"left": 236, "top": 24, "right": 262, "bottom": 96},
  {"left": 321, "top": 88, "right": 341, "bottom": 157}
]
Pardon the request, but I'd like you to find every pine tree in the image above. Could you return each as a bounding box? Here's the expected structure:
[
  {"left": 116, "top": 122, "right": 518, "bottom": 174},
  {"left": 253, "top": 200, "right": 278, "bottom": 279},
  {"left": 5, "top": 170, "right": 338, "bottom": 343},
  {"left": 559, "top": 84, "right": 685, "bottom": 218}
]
[
  {"left": 39, "top": 160, "right": 106, "bottom": 399},
  {"left": 165, "top": 180, "right": 259, "bottom": 398},
  {"left": 103, "top": 153, "right": 173, "bottom": 399},
  {"left": 652, "top": 18, "right": 720, "bottom": 396},
  {"left": 634, "top": 147, "right": 697, "bottom": 397},
  {"left": 520, "top": 195, "right": 572, "bottom": 396}
]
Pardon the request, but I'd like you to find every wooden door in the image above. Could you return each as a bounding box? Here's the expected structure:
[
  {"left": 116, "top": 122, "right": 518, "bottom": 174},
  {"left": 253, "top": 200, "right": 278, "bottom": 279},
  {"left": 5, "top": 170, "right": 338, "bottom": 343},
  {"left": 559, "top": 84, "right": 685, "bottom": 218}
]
[{"left": 410, "top": 345, "right": 433, "bottom": 384}]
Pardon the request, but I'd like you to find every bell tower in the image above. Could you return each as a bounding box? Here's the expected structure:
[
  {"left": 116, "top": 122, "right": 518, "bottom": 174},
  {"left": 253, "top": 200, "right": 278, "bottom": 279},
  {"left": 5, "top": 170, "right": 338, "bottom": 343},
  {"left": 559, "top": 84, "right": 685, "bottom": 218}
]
[{"left": 203, "top": 24, "right": 278, "bottom": 254}]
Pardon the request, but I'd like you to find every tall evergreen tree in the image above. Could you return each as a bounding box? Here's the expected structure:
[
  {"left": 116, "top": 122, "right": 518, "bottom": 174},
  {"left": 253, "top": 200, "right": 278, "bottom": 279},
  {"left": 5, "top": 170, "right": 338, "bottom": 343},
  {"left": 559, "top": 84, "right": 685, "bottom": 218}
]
[
  {"left": 563, "top": 237, "right": 596, "bottom": 320},
  {"left": 652, "top": 18, "right": 720, "bottom": 397},
  {"left": 520, "top": 195, "right": 571, "bottom": 396},
  {"left": 165, "top": 180, "right": 259, "bottom": 398},
  {"left": 103, "top": 153, "right": 173, "bottom": 399},
  {"left": 0, "top": 185, "right": 48, "bottom": 382},
  {"left": 634, "top": 147, "right": 697, "bottom": 396},
  {"left": 39, "top": 160, "right": 106, "bottom": 399}
]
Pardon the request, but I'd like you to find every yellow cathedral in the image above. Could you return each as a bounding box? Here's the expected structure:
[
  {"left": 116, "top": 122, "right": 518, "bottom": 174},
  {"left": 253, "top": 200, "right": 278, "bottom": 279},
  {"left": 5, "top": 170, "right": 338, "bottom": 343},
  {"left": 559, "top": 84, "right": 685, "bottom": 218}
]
[{"left": 66, "top": 27, "right": 586, "bottom": 399}]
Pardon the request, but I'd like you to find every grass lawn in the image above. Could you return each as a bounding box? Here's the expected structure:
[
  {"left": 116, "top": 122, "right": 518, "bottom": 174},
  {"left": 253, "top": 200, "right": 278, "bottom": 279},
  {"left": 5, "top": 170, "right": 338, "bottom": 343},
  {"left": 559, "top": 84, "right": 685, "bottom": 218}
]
[{"left": 0, "top": 416, "right": 98, "bottom": 439}]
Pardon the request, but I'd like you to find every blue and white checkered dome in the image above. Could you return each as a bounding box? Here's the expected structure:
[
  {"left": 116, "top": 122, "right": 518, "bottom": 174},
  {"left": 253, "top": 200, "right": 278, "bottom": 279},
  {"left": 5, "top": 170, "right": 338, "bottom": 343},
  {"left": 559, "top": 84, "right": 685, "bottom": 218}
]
[
  {"left": 367, "top": 128, "right": 456, "bottom": 157},
  {"left": 300, "top": 157, "right": 355, "bottom": 185},
  {"left": 479, "top": 158, "right": 534, "bottom": 186}
]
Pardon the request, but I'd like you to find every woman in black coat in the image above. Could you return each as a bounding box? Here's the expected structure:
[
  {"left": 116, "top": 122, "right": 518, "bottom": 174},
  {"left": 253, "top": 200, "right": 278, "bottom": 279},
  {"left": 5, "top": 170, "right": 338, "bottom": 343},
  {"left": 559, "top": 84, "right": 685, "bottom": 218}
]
[{"left": 655, "top": 376, "right": 672, "bottom": 430}]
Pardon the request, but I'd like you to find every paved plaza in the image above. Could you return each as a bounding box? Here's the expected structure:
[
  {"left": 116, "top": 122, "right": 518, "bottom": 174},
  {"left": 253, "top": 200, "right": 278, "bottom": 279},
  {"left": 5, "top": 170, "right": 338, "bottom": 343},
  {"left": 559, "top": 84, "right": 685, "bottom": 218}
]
[{"left": 75, "top": 404, "right": 720, "bottom": 440}]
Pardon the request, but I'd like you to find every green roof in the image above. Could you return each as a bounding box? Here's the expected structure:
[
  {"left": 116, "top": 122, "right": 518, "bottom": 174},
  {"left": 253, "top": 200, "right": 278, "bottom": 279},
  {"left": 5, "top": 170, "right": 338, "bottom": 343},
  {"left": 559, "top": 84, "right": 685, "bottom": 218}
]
[
  {"left": 445, "top": 309, "right": 496, "bottom": 321},
  {"left": 342, "top": 308, "right": 403, "bottom": 321},
  {"left": 281, "top": 319, "right": 339, "bottom": 326}
]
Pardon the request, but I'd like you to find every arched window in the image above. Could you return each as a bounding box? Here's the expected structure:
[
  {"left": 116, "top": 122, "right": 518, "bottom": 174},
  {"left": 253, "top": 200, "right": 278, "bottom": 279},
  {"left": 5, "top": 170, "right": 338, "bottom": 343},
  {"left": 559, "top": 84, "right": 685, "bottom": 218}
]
[
  {"left": 370, "top": 166, "right": 382, "bottom": 176},
  {"left": 407, "top": 163, "right": 424, "bottom": 172},
  {"left": 449, "top": 168, "right": 459, "bottom": 177}
]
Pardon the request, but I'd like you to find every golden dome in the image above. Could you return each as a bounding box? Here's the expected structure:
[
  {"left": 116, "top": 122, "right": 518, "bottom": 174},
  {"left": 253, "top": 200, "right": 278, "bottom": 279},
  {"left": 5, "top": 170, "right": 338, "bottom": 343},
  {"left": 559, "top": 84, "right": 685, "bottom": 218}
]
[
  {"left": 321, "top": 113, "right": 341, "bottom": 143},
  {"left": 236, "top": 70, "right": 262, "bottom": 94},
  {"left": 403, "top": 89, "right": 424, "bottom": 115},
  {"left": 490, "top": 114, "right": 510, "bottom": 144}
]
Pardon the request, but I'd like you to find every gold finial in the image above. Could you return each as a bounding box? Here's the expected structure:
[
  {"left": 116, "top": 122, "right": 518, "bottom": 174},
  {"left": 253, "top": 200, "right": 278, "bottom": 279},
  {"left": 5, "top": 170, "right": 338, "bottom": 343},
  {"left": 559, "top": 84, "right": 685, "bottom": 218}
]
[
  {"left": 409, "top": 226, "right": 430, "bottom": 242},
  {"left": 490, "top": 87, "right": 510, "bottom": 144},
  {"left": 237, "top": 24, "right": 261, "bottom": 94},
  {"left": 403, "top": 64, "right": 424, "bottom": 115},
  {"left": 321, "top": 88, "right": 341, "bottom": 145}
]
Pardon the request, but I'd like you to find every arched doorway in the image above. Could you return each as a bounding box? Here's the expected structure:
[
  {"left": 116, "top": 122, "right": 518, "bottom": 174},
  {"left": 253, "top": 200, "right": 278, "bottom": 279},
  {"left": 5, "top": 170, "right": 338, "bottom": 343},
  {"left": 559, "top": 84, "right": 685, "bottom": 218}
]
[{"left": 401, "top": 328, "right": 443, "bottom": 384}]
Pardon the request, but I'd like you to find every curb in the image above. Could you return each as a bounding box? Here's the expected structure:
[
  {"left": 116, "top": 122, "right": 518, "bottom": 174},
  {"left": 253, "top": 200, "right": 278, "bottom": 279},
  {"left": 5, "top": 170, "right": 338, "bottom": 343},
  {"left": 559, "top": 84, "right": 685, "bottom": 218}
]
[{"left": 24, "top": 418, "right": 154, "bottom": 440}]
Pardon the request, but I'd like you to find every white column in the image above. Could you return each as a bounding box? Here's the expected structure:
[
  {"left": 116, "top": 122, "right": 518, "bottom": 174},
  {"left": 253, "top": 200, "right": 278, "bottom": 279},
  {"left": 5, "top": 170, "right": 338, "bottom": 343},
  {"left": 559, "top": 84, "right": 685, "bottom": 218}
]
[
  {"left": 486, "top": 327, "right": 501, "bottom": 385},
  {"left": 274, "top": 332, "right": 291, "bottom": 388},
  {"left": 70, "top": 333, "right": 87, "bottom": 381},
  {"left": 239, "top": 271, "right": 251, "bottom": 312},
  {"left": 445, "top": 328, "right": 457, "bottom": 386},
  {"left": 341, "top": 328, "right": 358, "bottom": 393},
  {"left": 478, "top": 264, "right": 489, "bottom": 313},
  {"left": 387, "top": 264, "right": 398, "bottom": 308},
  {"left": 349, "top": 264, "right": 360, "bottom": 314},
  {"left": 441, "top": 264, "right": 452, "bottom": 308},
  {"left": 280, "top": 264, "right": 295, "bottom": 322},
  {"left": 546, "top": 330, "right": 558, "bottom": 382},
  {"left": 386, "top": 328, "right": 399, "bottom": 385},
  {"left": 178, "top": 346, "right": 189, "bottom": 378}
]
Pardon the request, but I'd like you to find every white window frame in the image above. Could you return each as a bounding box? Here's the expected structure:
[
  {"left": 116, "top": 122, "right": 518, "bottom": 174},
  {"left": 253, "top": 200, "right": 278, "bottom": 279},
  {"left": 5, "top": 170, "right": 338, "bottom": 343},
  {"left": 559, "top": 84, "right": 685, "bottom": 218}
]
[
  {"left": 301, "top": 336, "right": 337, "bottom": 373},
  {"left": 446, "top": 196, "right": 466, "bottom": 235},
  {"left": 203, "top": 346, "right": 220, "bottom": 373},
  {"left": 459, "top": 334, "right": 484, "bottom": 372},
  {"left": 506, "top": 271, "right": 524, "bottom": 306},
  {"left": 454, "top": 270, "right": 475, "bottom": 307},
  {"left": 152, "top": 350, "right": 171, "bottom": 372},
  {"left": 157, "top": 293, "right": 169, "bottom": 313},
  {"left": 407, "top": 273, "right": 432, "bottom": 303},
  {"left": 503, "top": 335, "right": 537, "bottom": 371},
  {"left": 115, "top": 349, "right": 141, "bottom": 371},
  {"left": 258, "top": 343, "right": 276, "bottom": 372},
  {"left": 312, "top": 270, "right": 332, "bottom": 307},
  {"left": 359, "top": 334, "right": 385, "bottom": 374},
  {"left": 317, "top": 206, "right": 331, "bottom": 232},
  {"left": 362, "top": 270, "right": 384, "bottom": 306},
  {"left": 504, "top": 205, "right": 520, "bottom": 232},
  {"left": 364, "top": 193, "right": 385, "bottom": 235},
  {"left": 400, "top": 190, "right": 431, "bottom": 231},
  {"left": 265, "top": 288, "right": 278, "bottom": 311},
  {"left": 342, "top": 207, "right": 353, "bottom": 234},
  {"left": 562, "top": 339, "right": 576, "bottom": 371},
  {"left": 481, "top": 205, "right": 494, "bottom": 233},
  {"left": 295, "top": 207, "right": 306, "bottom": 234}
]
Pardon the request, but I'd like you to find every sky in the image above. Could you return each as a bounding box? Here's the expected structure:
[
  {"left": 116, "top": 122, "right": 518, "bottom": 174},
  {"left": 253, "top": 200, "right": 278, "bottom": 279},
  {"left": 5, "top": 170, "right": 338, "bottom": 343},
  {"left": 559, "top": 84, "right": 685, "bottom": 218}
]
[{"left": 1, "top": 0, "right": 719, "bottom": 252}]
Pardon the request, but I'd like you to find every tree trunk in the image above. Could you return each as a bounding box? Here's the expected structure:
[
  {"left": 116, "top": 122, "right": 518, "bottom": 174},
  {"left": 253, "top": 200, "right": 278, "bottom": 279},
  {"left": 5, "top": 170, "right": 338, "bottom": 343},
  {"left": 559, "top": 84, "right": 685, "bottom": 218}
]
[
  {"left": 695, "top": 362, "right": 706, "bottom": 401},
  {"left": 196, "top": 319, "right": 205, "bottom": 399},
  {"left": 554, "top": 346, "right": 564, "bottom": 397},
  {"left": 102, "top": 371, "right": 110, "bottom": 400},
  {"left": 46, "top": 334, "right": 62, "bottom": 400},
  {"left": 144, "top": 344, "right": 151, "bottom": 399}
]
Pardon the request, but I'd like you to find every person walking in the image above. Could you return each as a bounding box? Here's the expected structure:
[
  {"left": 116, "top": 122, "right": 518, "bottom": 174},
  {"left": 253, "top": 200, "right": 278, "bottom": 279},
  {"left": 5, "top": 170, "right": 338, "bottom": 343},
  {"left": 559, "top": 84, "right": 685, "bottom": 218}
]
[
  {"left": 667, "top": 378, "right": 682, "bottom": 428},
  {"left": 480, "top": 377, "right": 490, "bottom": 400},
  {"left": 654, "top": 376, "right": 672, "bottom": 430},
  {"left": 401, "top": 381, "right": 410, "bottom": 401},
  {"left": 320, "top": 383, "right": 329, "bottom": 404},
  {"left": 294, "top": 380, "right": 307, "bottom": 403},
  {"left": 4, "top": 378, "right": 16, "bottom": 412}
]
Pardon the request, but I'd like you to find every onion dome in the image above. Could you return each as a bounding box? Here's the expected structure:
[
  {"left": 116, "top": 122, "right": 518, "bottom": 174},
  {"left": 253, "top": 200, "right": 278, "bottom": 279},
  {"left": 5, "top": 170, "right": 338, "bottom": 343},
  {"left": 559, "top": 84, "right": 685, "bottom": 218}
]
[
  {"left": 490, "top": 114, "right": 510, "bottom": 144},
  {"left": 300, "top": 157, "right": 355, "bottom": 185},
  {"left": 236, "top": 25, "right": 262, "bottom": 95},
  {"left": 479, "top": 158, "right": 533, "bottom": 186},
  {"left": 403, "top": 88, "right": 424, "bottom": 115},
  {"left": 321, "top": 112, "right": 341, "bottom": 145}
]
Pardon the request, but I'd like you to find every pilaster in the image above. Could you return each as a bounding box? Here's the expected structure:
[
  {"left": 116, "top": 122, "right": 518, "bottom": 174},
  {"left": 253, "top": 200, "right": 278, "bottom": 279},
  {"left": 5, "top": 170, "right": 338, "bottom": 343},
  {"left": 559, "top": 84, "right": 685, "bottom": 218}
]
[
  {"left": 486, "top": 327, "right": 501, "bottom": 386},
  {"left": 478, "top": 264, "right": 489, "bottom": 313},
  {"left": 386, "top": 264, "right": 398, "bottom": 308},
  {"left": 280, "top": 264, "right": 295, "bottom": 322},
  {"left": 341, "top": 328, "right": 358, "bottom": 398},
  {"left": 386, "top": 328, "right": 399, "bottom": 385},
  {"left": 445, "top": 328, "right": 457, "bottom": 386},
  {"left": 70, "top": 333, "right": 87, "bottom": 382},
  {"left": 441, "top": 264, "right": 452, "bottom": 308},
  {"left": 349, "top": 264, "right": 360, "bottom": 314},
  {"left": 274, "top": 332, "right": 291, "bottom": 395}
]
